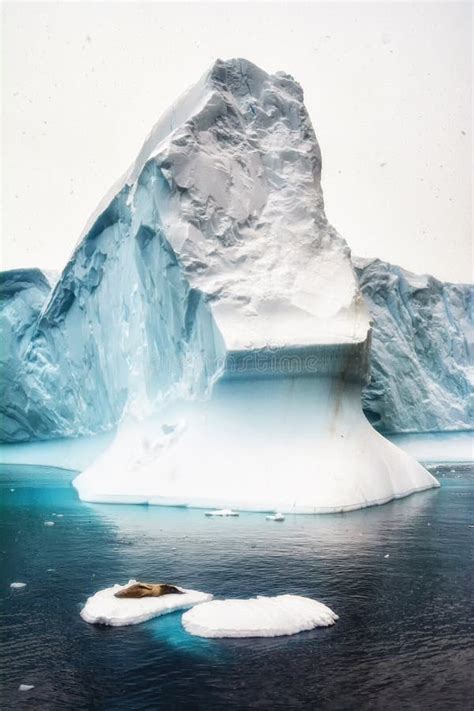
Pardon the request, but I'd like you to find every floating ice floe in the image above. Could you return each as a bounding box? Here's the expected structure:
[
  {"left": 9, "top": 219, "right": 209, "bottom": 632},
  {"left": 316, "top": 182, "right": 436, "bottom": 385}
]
[
  {"left": 19, "top": 684, "right": 34, "bottom": 692},
  {"left": 266, "top": 513, "right": 285, "bottom": 522},
  {"left": 80, "top": 580, "right": 212, "bottom": 627},
  {"left": 10, "top": 582, "right": 26, "bottom": 589},
  {"left": 205, "top": 509, "right": 239, "bottom": 517},
  {"left": 44, "top": 521, "right": 55, "bottom": 526},
  {"left": 384, "top": 554, "right": 390, "bottom": 559},
  {"left": 182, "top": 594, "right": 338, "bottom": 638}
]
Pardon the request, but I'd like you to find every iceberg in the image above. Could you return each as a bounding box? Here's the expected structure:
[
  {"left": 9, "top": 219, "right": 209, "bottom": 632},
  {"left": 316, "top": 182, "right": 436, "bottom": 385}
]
[
  {"left": 266, "top": 513, "right": 285, "bottom": 521},
  {"left": 356, "top": 258, "right": 473, "bottom": 433},
  {"left": 70, "top": 58, "right": 437, "bottom": 512},
  {"left": 1, "top": 58, "right": 440, "bottom": 511},
  {"left": 181, "top": 594, "right": 338, "bottom": 638},
  {"left": 80, "top": 580, "right": 212, "bottom": 627},
  {"left": 0, "top": 269, "right": 54, "bottom": 442}
]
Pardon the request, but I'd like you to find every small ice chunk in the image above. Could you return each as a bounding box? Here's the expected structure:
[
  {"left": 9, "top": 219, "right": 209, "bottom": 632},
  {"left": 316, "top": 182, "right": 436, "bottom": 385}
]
[
  {"left": 205, "top": 509, "right": 239, "bottom": 517},
  {"left": 44, "top": 521, "right": 55, "bottom": 526},
  {"left": 266, "top": 513, "right": 285, "bottom": 521},
  {"left": 10, "top": 582, "right": 27, "bottom": 589},
  {"left": 19, "top": 684, "right": 34, "bottom": 692},
  {"left": 182, "top": 594, "right": 338, "bottom": 638},
  {"left": 80, "top": 579, "right": 212, "bottom": 627},
  {"left": 10, "top": 488, "right": 15, "bottom": 492},
  {"left": 384, "top": 554, "right": 390, "bottom": 559}
]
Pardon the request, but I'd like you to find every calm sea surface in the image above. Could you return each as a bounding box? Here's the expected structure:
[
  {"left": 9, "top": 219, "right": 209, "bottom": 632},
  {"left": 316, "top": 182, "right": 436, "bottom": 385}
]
[{"left": 1, "top": 463, "right": 473, "bottom": 710}]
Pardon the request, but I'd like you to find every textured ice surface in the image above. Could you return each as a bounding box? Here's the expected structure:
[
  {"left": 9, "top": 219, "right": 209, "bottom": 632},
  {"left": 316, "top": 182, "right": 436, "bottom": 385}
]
[
  {"left": 0, "top": 58, "right": 441, "bottom": 511},
  {"left": 356, "top": 257, "right": 473, "bottom": 433},
  {"left": 0, "top": 65, "right": 471, "bottom": 446},
  {"left": 0, "top": 270, "right": 54, "bottom": 442},
  {"left": 80, "top": 580, "right": 212, "bottom": 627},
  {"left": 181, "top": 594, "right": 338, "bottom": 638},
  {"left": 0, "top": 58, "right": 368, "bottom": 443}
]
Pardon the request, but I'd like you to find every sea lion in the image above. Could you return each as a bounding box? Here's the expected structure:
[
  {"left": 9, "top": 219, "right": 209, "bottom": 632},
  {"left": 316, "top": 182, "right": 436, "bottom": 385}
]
[{"left": 114, "top": 582, "right": 183, "bottom": 599}]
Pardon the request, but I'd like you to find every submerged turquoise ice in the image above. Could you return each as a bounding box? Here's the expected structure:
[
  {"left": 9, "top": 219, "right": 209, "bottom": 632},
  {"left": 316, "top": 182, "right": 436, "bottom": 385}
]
[{"left": 1, "top": 463, "right": 473, "bottom": 710}]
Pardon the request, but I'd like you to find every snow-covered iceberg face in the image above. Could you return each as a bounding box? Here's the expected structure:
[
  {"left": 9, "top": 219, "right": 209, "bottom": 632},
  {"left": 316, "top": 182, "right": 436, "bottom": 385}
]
[
  {"left": 142, "top": 59, "right": 369, "bottom": 351},
  {"left": 355, "top": 258, "right": 474, "bottom": 433},
  {"left": 1, "top": 58, "right": 369, "bottom": 443}
]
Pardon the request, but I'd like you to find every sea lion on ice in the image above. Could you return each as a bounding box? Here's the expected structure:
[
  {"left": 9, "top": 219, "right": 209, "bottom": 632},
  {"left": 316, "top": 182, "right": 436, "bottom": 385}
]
[{"left": 114, "top": 582, "right": 183, "bottom": 599}]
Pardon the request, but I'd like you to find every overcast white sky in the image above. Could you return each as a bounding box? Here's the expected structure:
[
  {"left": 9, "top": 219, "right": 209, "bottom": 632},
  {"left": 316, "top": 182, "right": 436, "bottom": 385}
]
[{"left": 1, "top": 1, "right": 472, "bottom": 282}]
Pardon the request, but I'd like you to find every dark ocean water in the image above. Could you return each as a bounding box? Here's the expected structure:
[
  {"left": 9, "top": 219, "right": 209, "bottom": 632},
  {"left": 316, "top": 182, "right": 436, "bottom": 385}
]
[{"left": 1, "top": 463, "right": 473, "bottom": 710}]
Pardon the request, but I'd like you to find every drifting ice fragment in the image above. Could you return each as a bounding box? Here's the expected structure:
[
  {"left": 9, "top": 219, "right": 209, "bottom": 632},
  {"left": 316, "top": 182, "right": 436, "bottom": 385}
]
[
  {"left": 205, "top": 509, "right": 239, "bottom": 517},
  {"left": 10, "top": 582, "right": 26, "bottom": 589},
  {"left": 266, "top": 513, "right": 285, "bottom": 521},
  {"left": 44, "top": 521, "right": 55, "bottom": 526},
  {"left": 182, "top": 594, "right": 338, "bottom": 638},
  {"left": 80, "top": 579, "right": 212, "bottom": 626},
  {"left": 19, "top": 685, "right": 34, "bottom": 692},
  {"left": 384, "top": 554, "right": 390, "bottom": 559}
]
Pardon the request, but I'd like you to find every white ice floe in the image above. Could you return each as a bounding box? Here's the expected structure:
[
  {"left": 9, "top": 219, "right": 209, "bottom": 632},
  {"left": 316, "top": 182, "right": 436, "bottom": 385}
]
[
  {"left": 19, "top": 684, "right": 34, "bottom": 692},
  {"left": 266, "top": 513, "right": 285, "bottom": 521},
  {"left": 44, "top": 521, "right": 54, "bottom": 526},
  {"left": 181, "top": 594, "right": 338, "bottom": 638},
  {"left": 10, "top": 582, "right": 26, "bottom": 589},
  {"left": 80, "top": 580, "right": 212, "bottom": 627},
  {"left": 205, "top": 509, "right": 239, "bottom": 517}
]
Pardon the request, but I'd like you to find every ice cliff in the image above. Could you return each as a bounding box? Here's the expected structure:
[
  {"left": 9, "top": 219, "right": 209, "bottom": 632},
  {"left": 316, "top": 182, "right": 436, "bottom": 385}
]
[
  {"left": 0, "top": 269, "right": 54, "bottom": 441},
  {"left": 356, "top": 258, "right": 473, "bottom": 433},
  {"left": 1, "top": 59, "right": 439, "bottom": 510}
]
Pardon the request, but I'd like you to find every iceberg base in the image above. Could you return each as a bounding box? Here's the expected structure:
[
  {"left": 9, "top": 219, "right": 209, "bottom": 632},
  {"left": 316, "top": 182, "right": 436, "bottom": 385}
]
[{"left": 73, "top": 375, "right": 439, "bottom": 513}]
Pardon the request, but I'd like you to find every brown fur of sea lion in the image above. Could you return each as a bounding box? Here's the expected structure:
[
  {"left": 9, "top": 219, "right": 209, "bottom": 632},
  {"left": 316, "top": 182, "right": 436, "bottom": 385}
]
[{"left": 114, "top": 582, "right": 183, "bottom": 599}]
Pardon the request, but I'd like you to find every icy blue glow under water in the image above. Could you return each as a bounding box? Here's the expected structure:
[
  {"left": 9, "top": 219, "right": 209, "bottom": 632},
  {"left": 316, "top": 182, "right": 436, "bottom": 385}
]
[{"left": 1, "top": 464, "right": 473, "bottom": 710}]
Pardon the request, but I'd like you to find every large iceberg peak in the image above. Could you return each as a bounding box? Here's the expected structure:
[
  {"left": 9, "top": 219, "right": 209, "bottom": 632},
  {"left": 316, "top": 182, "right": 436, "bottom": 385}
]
[{"left": 112, "top": 55, "right": 369, "bottom": 353}]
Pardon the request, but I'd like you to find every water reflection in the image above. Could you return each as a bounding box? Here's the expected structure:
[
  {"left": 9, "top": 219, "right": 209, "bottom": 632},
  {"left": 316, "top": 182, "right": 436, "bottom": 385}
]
[{"left": 0, "top": 464, "right": 472, "bottom": 711}]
